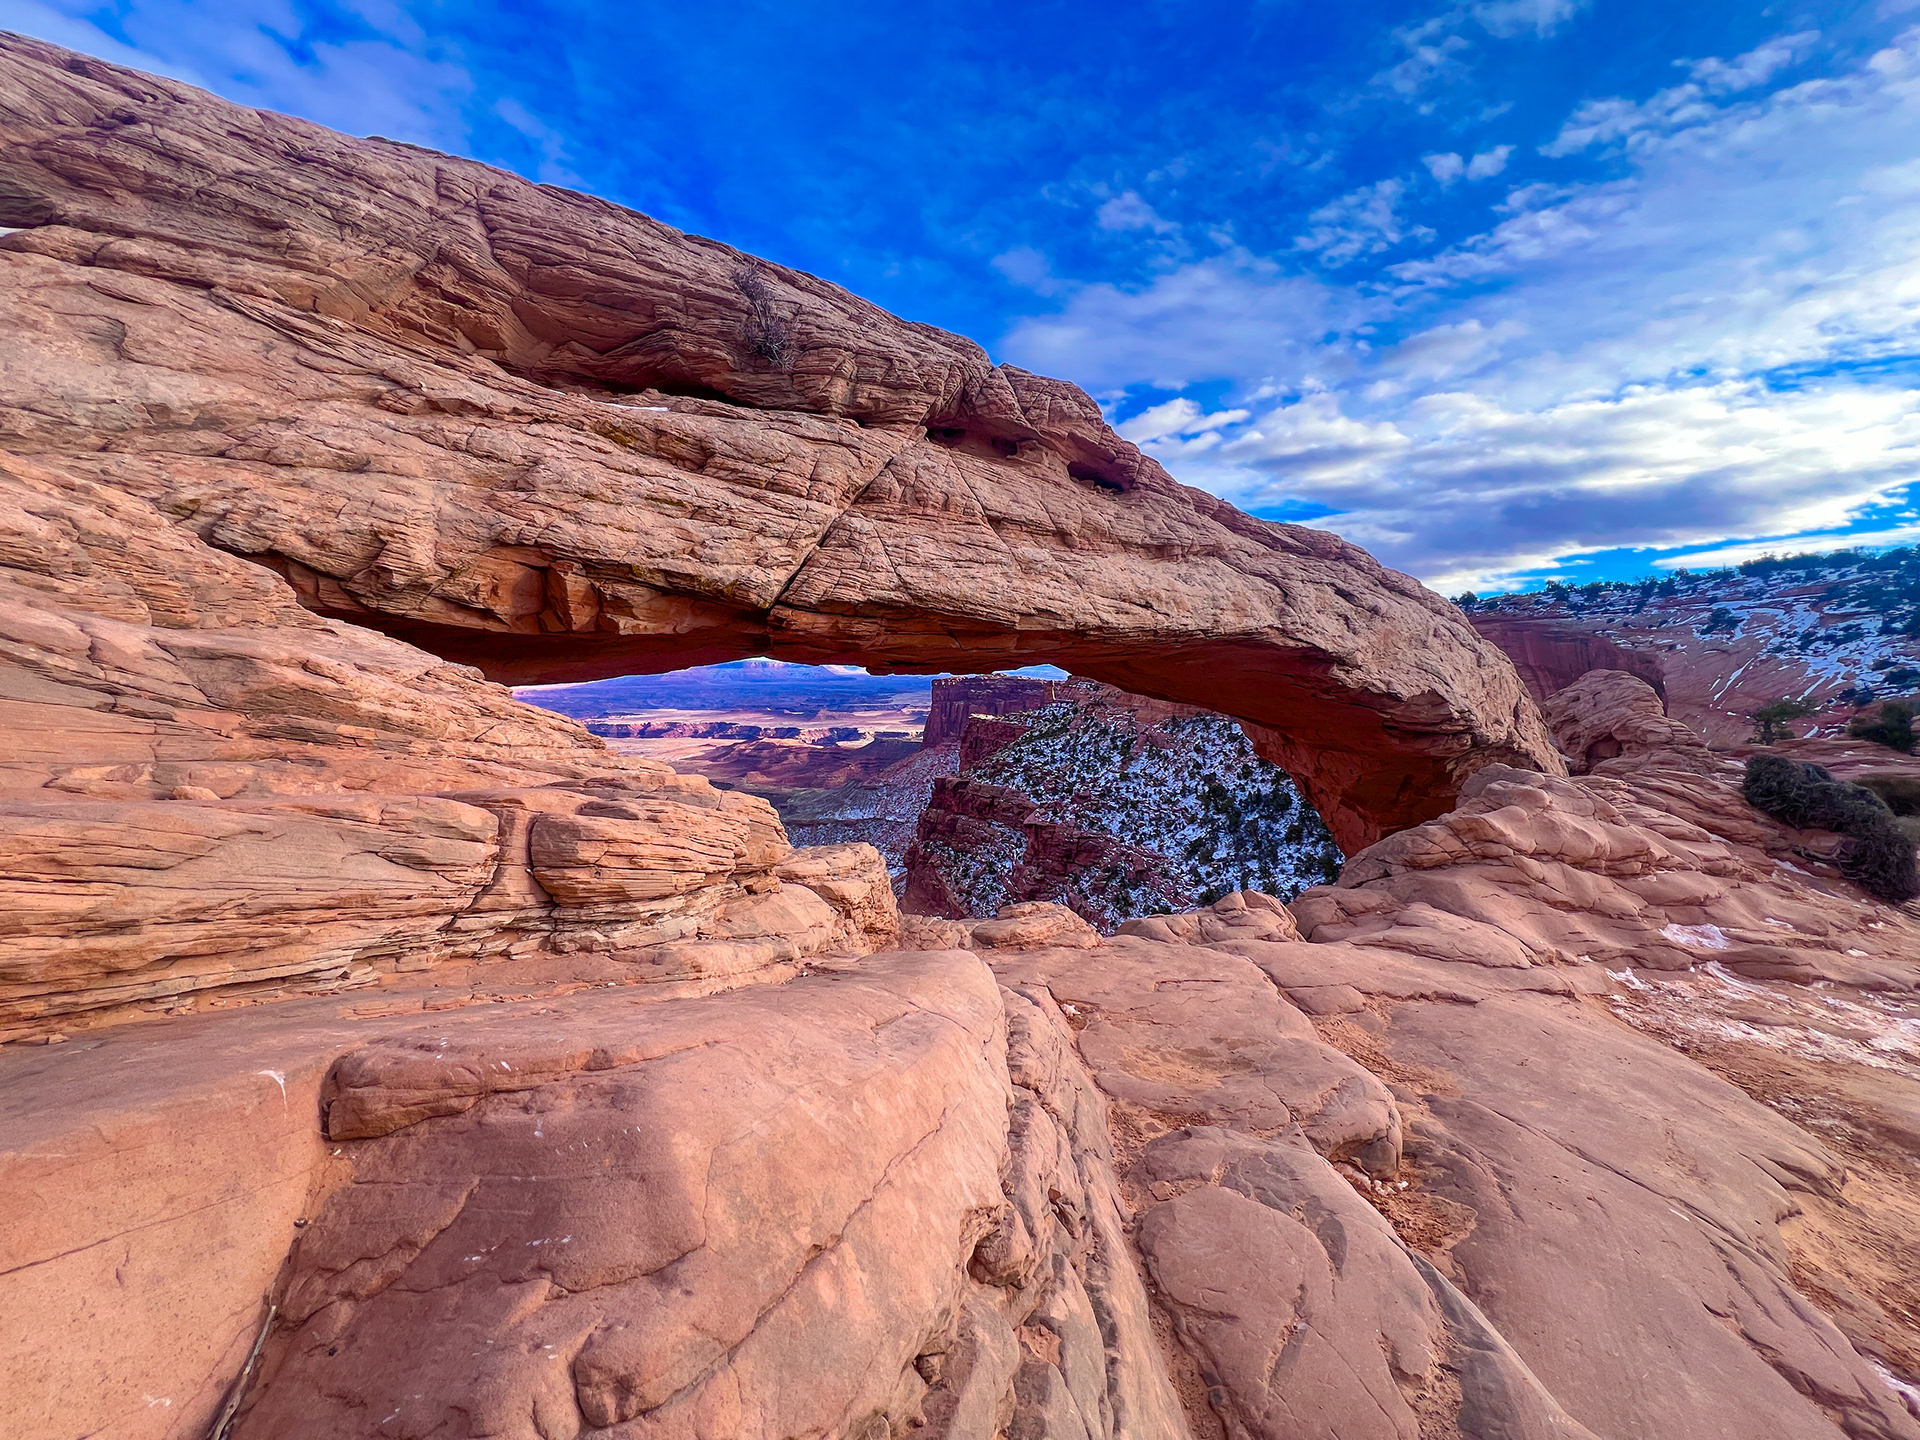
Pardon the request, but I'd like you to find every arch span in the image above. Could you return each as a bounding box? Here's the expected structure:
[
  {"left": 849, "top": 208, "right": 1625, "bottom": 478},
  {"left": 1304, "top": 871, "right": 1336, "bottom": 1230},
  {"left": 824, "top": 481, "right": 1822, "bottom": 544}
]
[{"left": 0, "top": 35, "right": 1561, "bottom": 851}]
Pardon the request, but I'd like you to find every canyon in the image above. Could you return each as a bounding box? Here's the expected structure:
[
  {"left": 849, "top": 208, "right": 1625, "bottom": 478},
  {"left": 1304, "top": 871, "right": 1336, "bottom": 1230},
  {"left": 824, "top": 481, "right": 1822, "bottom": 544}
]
[
  {"left": 4, "top": 32, "right": 1920, "bottom": 1440},
  {"left": 1464, "top": 552, "right": 1920, "bottom": 747}
]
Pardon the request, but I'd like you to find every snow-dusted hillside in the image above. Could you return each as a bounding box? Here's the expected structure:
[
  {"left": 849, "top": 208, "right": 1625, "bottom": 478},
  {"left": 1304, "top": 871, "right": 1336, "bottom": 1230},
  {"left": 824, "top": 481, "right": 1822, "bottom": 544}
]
[
  {"left": 1464, "top": 548, "right": 1920, "bottom": 746},
  {"left": 906, "top": 692, "right": 1343, "bottom": 929},
  {"left": 782, "top": 745, "right": 960, "bottom": 874}
]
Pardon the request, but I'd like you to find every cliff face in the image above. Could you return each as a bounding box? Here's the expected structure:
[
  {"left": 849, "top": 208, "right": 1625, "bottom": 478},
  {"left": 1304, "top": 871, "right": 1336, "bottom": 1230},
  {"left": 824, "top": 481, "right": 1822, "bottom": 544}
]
[
  {"left": 1468, "top": 614, "right": 1668, "bottom": 703},
  {"left": 6, "top": 34, "right": 1920, "bottom": 1440},
  {"left": 903, "top": 685, "right": 1342, "bottom": 928},
  {"left": 923, "top": 674, "right": 1085, "bottom": 746}
]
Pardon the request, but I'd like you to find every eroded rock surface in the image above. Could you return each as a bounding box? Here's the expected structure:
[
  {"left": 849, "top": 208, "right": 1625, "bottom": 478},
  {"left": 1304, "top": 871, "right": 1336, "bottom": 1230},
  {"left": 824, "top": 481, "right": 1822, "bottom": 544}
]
[
  {"left": 6, "top": 34, "right": 1920, "bottom": 1440},
  {"left": 2, "top": 952, "right": 1188, "bottom": 1440},
  {"left": 1540, "top": 666, "right": 1714, "bottom": 774},
  {"left": 0, "top": 441, "right": 900, "bottom": 1036},
  {"left": 11, "top": 706, "right": 1920, "bottom": 1439},
  {"left": 0, "top": 33, "right": 1557, "bottom": 849}
]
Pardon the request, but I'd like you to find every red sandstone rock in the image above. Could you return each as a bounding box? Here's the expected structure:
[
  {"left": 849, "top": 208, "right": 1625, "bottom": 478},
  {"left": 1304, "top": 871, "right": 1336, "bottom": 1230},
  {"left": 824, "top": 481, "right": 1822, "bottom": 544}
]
[
  {"left": 1294, "top": 762, "right": 1920, "bottom": 987},
  {"left": 1539, "top": 667, "right": 1714, "bottom": 774},
  {"left": 2, "top": 952, "right": 1190, "bottom": 1440},
  {"left": 1469, "top": 613, "right": 1668, "bottom": 705},
  {"left": 5, "top": 34, "right": 1920, "bottom": 1440},
  {"left": 1471, "top": 584, "right": 1913, "bottom": 748},
  {"left": 923, "top": 675, "right": 1093, "bottom": 748},
  {"left": 0, "top": 34, "right": 1558, "bottom": 850}
]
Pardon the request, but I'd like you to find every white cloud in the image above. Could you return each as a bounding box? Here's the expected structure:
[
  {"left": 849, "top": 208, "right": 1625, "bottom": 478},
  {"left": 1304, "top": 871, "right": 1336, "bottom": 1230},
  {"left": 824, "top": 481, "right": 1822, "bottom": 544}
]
[
  {"left": 1003, "top": 28, "right": 1920, "bottom": 589},
  {"left": 1470, "top": 0, "right": 1588, "bottom": 38},
  {"left": 1001, "top": 250, "right": 1368, "bottom": 393},
  {"left": 0, "top": 0, "right": 475, "bottom": 151},
  {"left": 1688, "top": 31, "right": 1819, "bottom": 94},
  {"left": 993, "top": 245, "right": 1065, "bottom": 295},
  {"left": 1652, "top": 524, "right": 1920, "bottom": 570},
  {"left": 1428, "top": 147, "right": 1513, "bottom": 184},
  {"left": 492, "top": 96, "right": 580, "bottom": 187},
  {"left": 1542, "top": 31, "right": 1819, "bottom": 154},
  {"left": 1388, "top": 318, "right": 1523, "bottom": 381},
  {"left": 1182, "top": 380, "right": 1920, "bottom": 592},
  {"left": 1466, "top": 143, "right": 1513, "bottom": 178},
  {"left": 1374, "top": 25, "right": 1472, "bottom": 98},
  {"left": 1293, "top": 178, "right": 1433, "bottom": 265},
  {"left": 1375, "top": 0, "right": 1588, "bottom": 100},
  {"left": 1116, "top": 397, "right": 1251, "bottom": 444},
  {"left": 0, "top": 0, "right": 211, "bottom": 84},
  {"left": 1097, "top": 191, "right": 1178, "bottom": 234}
]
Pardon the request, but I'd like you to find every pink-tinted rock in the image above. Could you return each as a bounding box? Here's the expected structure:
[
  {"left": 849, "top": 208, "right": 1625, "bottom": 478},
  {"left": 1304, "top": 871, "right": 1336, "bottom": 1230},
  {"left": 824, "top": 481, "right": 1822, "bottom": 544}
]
[
  {"left": 1541, "top": 668, "right": 1714, "bottom": 774},
  {"left": 0, "top": 33, "right": 1559, "bottom": 851},
  {"left": 1, "top": 952, "right": 1188, "bottom": 1440},
  {"left": 1296, "top": 763, "right": 1920, "bottom": 987}
]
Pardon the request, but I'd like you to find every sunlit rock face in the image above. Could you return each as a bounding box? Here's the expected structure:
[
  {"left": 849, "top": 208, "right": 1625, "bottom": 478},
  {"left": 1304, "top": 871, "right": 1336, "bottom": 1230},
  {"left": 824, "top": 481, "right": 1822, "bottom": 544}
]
[
  {"left": 6, "top": 34, "right": 1920, "bottom": 1440},
  {"left": 0, "top": 31, "right": 1556, "bottom": 853}
]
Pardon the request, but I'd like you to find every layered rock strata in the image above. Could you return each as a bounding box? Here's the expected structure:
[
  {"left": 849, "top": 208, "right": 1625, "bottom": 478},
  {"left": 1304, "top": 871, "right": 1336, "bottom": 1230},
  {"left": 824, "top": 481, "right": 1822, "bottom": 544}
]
[
  {"left": 4, "top": 32, "right": 1920, "bottom": 1440},
  {"left": 0, "top": 443, "right": 898, "bottom": 1036},
  {"left": 17, "top": 782, "right": 1920, "bottom": 1439},
  {"left": 0, "top": 33, "right": 1559, "bottom": 849}
]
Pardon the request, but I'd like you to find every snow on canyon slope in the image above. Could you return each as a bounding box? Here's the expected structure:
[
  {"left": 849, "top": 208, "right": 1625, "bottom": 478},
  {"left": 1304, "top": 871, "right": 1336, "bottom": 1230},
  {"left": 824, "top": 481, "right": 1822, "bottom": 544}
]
[
  {"left": 1468, "top": 547, "right": 1920, "bottom": 745},
  {"left": 903, "top": 686, "right": 1343, "bottom": 929}
]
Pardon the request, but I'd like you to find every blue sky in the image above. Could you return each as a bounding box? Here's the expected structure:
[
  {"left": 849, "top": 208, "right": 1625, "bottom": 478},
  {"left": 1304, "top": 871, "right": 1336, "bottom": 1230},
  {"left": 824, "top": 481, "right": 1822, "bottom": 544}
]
[{"left": 8, "top": 0, "right": 1920, "bottom": 593}]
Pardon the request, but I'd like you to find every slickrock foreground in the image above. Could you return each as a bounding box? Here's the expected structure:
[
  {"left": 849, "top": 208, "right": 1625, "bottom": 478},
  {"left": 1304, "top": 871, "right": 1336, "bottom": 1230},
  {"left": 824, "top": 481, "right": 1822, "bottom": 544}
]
[{"left": 4, "top": 33, "right": 1920, "bottom": 1440}]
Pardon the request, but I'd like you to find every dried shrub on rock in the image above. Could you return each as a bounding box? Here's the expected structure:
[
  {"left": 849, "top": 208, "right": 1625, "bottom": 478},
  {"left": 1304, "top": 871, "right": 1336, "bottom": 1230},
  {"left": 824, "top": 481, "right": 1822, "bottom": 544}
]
[
  {"left": 1744, "top": 754, "right": 1920, "bottom": 903},
  {"left": 732, "top": 261, "right": 796, "bottom": 368}
]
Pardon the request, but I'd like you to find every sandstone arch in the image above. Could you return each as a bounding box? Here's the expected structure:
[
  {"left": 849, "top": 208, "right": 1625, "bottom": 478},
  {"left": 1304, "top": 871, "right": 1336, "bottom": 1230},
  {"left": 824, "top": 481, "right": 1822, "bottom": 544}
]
[{"left": 0, "top": 34, "right": 1560, "bottom": 851}]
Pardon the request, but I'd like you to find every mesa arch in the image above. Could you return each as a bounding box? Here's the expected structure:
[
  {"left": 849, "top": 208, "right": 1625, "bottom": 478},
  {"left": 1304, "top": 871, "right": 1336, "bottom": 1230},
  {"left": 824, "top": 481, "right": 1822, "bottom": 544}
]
[{"left": 0, "top": 34, "right": 1560, "bottom": 852}]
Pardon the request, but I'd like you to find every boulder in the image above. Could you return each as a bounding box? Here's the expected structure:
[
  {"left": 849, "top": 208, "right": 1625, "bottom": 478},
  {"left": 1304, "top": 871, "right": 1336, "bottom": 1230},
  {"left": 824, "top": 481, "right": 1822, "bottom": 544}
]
[{"left": 1541, "top": 668, "right": 1714, "bottom": 774}]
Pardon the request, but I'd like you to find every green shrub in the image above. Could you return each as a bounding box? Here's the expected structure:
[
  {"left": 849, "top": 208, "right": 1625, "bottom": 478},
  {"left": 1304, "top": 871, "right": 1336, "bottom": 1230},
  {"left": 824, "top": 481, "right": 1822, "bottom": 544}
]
[
  {"left": 1849, "top": 700, "right": 1916, "bottom": 754},
  {"left": 1749, "top": 697, "right": 1815, "bottom": 744},
  {"left": 1743, "top": 755, "right": 1918, "bottom": 903}
]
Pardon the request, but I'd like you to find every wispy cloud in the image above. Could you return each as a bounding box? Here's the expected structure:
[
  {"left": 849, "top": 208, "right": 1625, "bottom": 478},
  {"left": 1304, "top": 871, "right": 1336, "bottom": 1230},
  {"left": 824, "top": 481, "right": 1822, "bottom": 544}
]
[
  {"left": 1005, "top": 26, "right": 1920, "bottom": 590},
  {"left": 1651, "top": 524, "right": 1920, "bottom": 570},
  {"left": 1423, "top": 145, "right": 1511, "bottom": 184},
  {"left": 1097, "top": 190, "right": 1178, "bottom": 233},
  {"left": 1375, "top": 0, "right": 1590, "bottom": 101},
  {"left": 1469, "top": 0, "right": 1588, "bottom": 39},
  {"left": 493, "top": 96, "right": 580, "bottom": 186},
  {"left": 1293, "top": 178, "right": 1433, "bottom": 264},
  {"left": 1541, "top": 31, "right": 1819, "bottom": 154},
  {"left": 1002, "top": 249, "right": 1367, "bottom": 394}
]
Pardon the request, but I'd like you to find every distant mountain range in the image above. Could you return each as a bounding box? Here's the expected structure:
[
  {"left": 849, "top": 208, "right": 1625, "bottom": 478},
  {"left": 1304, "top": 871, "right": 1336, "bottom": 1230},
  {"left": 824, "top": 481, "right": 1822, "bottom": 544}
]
[
  {"left": 517, "top": 659, "right": 934, "bottom": 718},
  {"left": 518, "top": 659, "right": 1071, "bottom": 719}
]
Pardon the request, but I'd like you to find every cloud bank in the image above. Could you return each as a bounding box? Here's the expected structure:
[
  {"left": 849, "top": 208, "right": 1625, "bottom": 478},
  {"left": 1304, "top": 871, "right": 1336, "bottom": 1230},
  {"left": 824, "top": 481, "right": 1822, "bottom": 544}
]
[{"left": 1004, "top": 27, "right": 1920, "bottom": 591}]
